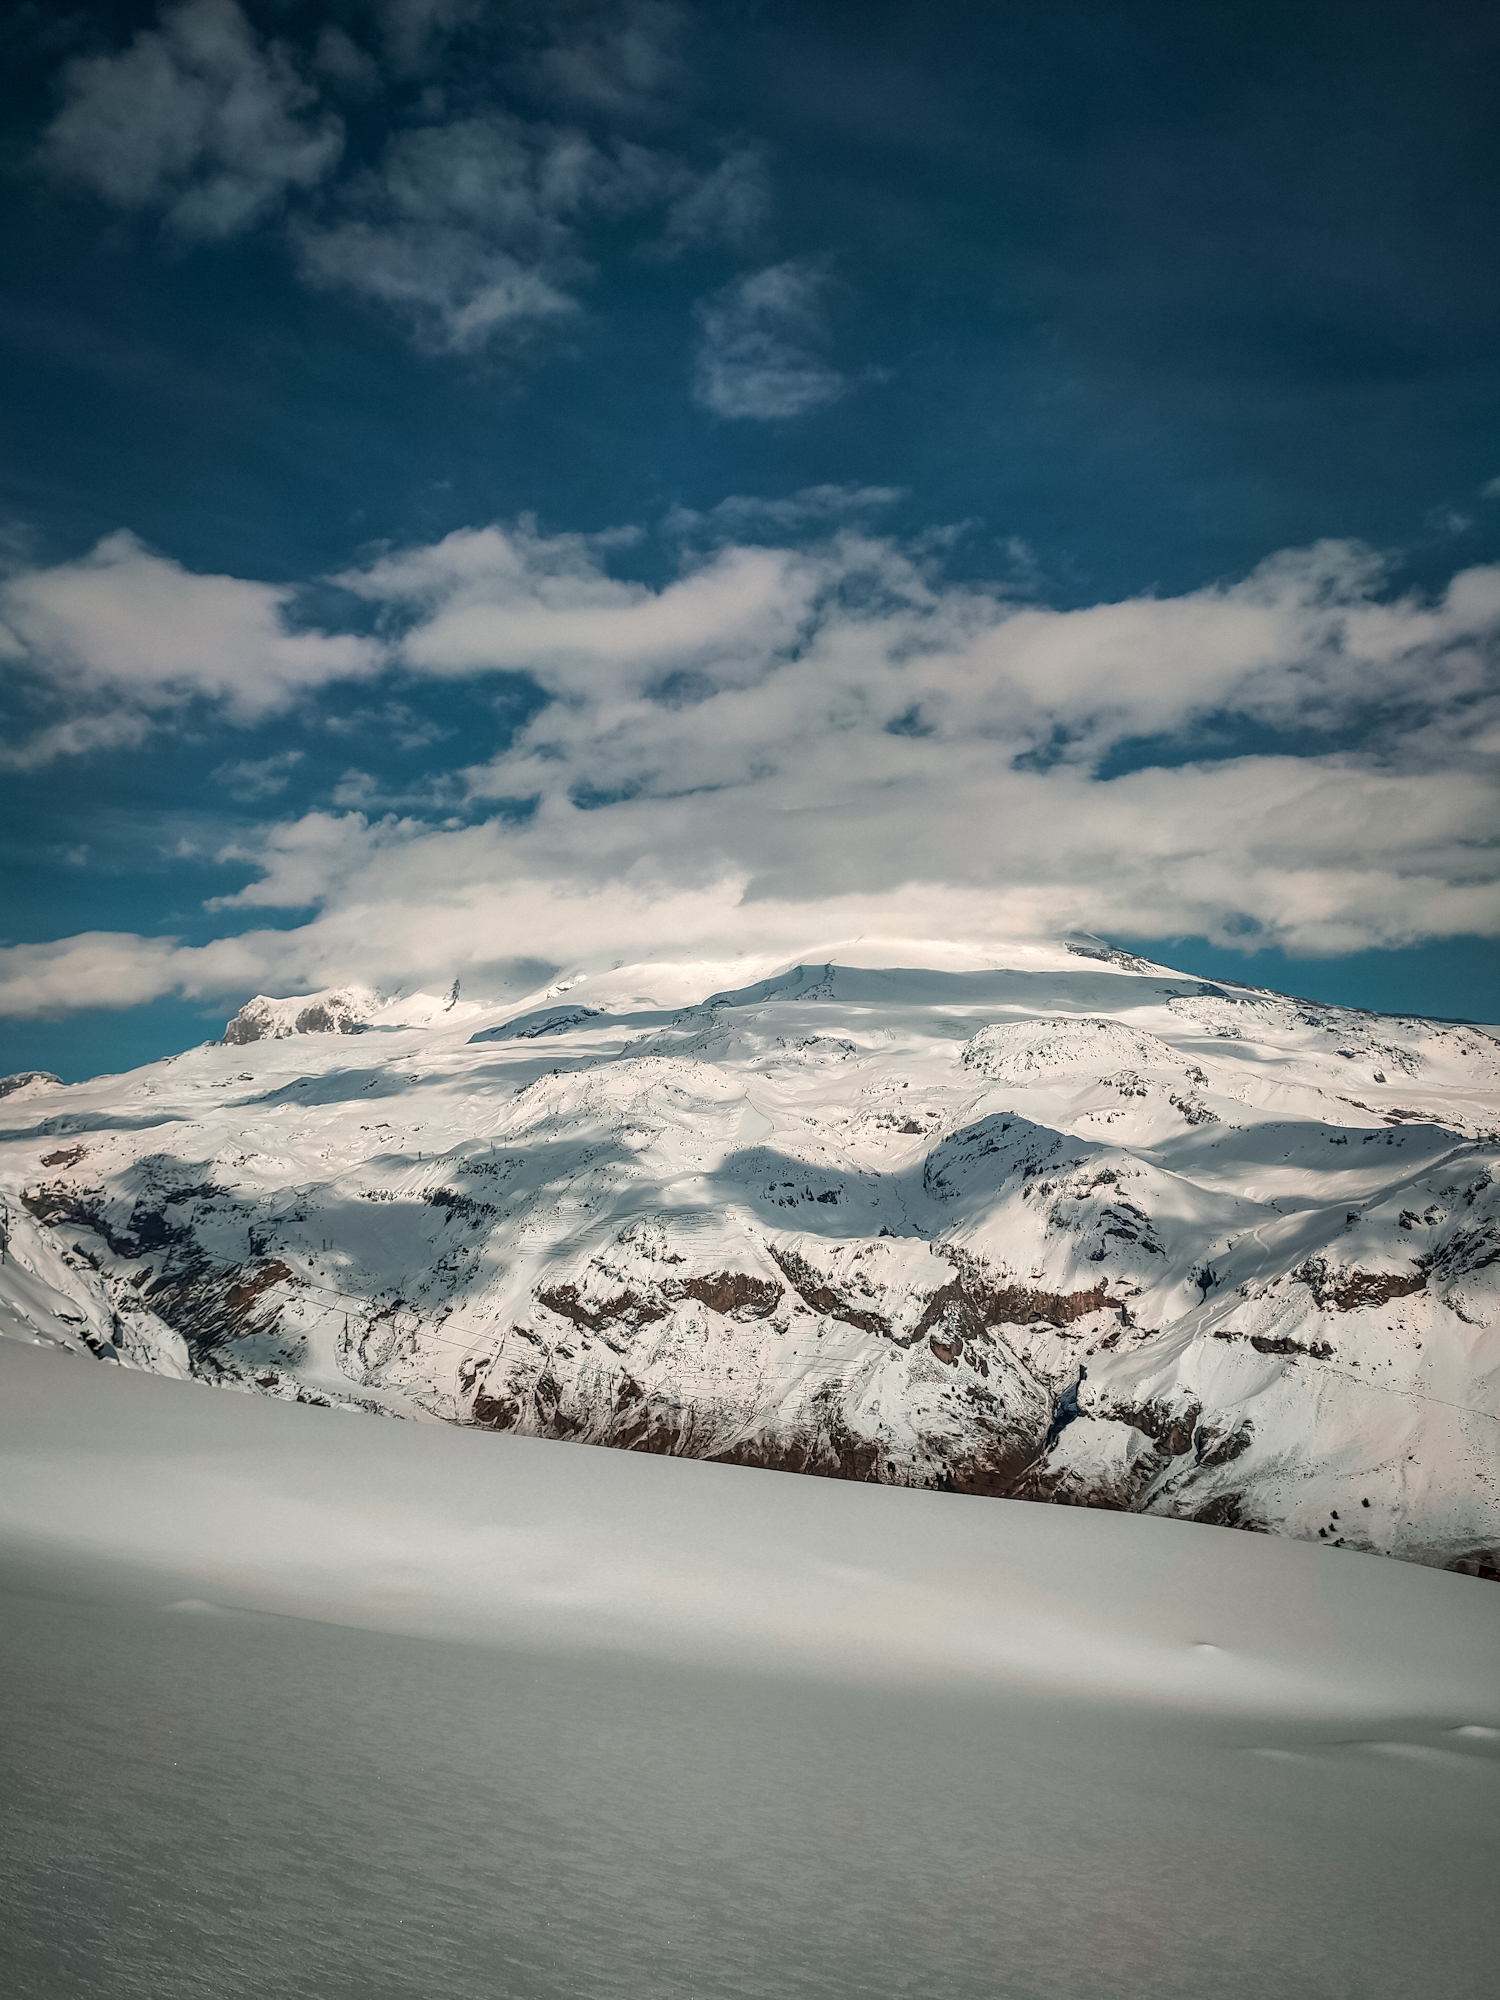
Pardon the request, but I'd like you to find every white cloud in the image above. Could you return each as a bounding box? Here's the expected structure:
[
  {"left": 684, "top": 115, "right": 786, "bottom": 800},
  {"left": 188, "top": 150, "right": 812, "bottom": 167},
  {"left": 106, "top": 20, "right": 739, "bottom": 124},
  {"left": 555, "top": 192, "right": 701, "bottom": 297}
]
[
  {"left": 0, "top": 933, "right": 202, "bottom": 1019},
  {"left": 2, "top": 745, "right": 1496, "bottom": 1023},
  {"left": 693, "top": 263, "right": 849, "bottom": 420},
  {"left": 330, "top": 769, "right": 384, "bottom": 810},
  {"left": 292, "top": 114, "right": 679, "bottom": 352},
  {"left": 0, "top": 530, "right": 377, "bottom": 766},
  {"left": 36, "top": 0, "right": 343, "bottom": 241},
  {"left": 4, "top": 521, "right": 1497, "bottom": 1018},
  {"left": 347, "top": 521, "right": 1500, "bottom": 770},
  {"left": 338, "top": 518, "right": 821, "bottom": 693}
]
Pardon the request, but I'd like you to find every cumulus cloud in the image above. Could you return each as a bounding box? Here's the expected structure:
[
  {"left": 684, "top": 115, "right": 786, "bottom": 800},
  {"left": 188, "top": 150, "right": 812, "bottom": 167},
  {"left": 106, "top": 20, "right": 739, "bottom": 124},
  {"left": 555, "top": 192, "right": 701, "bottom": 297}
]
[
  {"left": 36, "top": 0, "right": 343, "bottom": 240},
  {"left": 338, "top": 518, "right": 821, "bottom": 692},
  {"left": 337, "top": 527, "right": 1500, "bottom": 958},
  {"left": 4, "top": 520, "right": 1497, "bottom": 1018},
  {"left": 346, "top": 519, "right": 1500, "bottom": 768},
  {"left": 0, "top": 530, "right": 377, "bottom": 767},
  {"left": 693, "top": 263, "right": 849, "bottom": 420}
]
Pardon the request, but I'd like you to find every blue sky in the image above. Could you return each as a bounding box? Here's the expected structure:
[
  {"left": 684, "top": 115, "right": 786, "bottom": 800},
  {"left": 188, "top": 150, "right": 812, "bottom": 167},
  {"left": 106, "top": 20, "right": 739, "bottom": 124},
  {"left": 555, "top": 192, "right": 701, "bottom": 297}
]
[{"left": 2, "top": 0, "right": 1498, "bottom": 1079}]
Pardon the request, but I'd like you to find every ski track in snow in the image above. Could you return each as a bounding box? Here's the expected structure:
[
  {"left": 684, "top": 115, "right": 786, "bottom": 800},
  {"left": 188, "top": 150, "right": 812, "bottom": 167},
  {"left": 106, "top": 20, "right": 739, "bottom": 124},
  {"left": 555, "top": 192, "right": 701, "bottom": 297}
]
[{"left": 2, "top": 935, "right": 1497, "bottom": 1577}]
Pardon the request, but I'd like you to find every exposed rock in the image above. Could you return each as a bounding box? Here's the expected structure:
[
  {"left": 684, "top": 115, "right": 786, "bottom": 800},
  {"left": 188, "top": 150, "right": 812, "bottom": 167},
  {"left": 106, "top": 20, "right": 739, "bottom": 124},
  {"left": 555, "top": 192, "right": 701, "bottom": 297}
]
[
  {"left": 1109, "top": 1397, "right": 1201, "bottom": 1456},
  {"left": 1193, "top": 1419, "right": 1254, "bottom": 1470},
  {"left": 220, "top": 987, "right": 378, "bottom": 1045},
  {"left": 680, "top": 1271, "right": 783, "bottom": 1317},
  {"left": 1295, "top": 1257, "right": 1426, "bottom": 1311},
  {"left": 1248, "top": 1333, "right": 1333, "bottom": 1358},
  {"left": 535, "top": 1283, "right": 671, "bottom": 1333},
  {"left": 1189, "top": 1493, "right": 1263, "bottom": 1531},
  {"left": 766, "top": 1245, "right": 891, "bottom": 1334}
]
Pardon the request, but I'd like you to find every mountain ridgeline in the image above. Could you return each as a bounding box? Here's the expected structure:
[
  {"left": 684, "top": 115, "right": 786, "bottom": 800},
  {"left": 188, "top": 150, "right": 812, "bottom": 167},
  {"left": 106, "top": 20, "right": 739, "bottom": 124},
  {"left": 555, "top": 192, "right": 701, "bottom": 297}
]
[{"left": 2, "top": 939, "right": 1496, "bottom": 1577}]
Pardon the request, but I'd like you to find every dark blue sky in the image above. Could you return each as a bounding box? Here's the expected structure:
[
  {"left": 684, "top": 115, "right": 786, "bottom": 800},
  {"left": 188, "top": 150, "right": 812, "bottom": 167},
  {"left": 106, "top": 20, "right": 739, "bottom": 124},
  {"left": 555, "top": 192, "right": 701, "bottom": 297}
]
[{"left": 2, "top": 0, "right": 1498, "bottom": 1078}]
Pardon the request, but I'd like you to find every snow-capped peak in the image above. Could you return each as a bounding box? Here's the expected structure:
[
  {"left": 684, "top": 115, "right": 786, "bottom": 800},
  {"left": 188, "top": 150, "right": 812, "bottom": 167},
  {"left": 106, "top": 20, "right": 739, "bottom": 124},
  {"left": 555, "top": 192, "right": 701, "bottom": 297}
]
[
  {"left": 5, "top": 935, "right": 1497, "bottom": 1581},
  {"left": 219, "top": 984, "right": 484, "bottom": 1045}
]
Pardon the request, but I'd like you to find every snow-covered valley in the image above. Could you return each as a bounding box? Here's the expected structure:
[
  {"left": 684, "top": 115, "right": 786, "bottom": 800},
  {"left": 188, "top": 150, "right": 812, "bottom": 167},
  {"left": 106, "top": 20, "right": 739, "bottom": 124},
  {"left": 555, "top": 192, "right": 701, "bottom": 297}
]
[{"left": 3, "top": 935, "right": 1497, "bottom": 1576}]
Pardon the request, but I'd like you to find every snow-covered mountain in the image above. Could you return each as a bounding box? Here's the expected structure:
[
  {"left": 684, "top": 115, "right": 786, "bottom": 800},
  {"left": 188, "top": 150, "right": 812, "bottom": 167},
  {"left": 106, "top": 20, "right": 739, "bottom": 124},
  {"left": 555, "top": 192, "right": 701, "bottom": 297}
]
[{"left": 3, "top": 937, "right": 1497, "bottom": 1577}]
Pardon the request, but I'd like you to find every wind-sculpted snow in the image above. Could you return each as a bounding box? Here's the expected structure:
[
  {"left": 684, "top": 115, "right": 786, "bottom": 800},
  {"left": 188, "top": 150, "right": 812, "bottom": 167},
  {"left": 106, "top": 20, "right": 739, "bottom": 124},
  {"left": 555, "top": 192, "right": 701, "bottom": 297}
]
[{"left": 2, "top": 939, "right": 1498, "bottom": 1576}]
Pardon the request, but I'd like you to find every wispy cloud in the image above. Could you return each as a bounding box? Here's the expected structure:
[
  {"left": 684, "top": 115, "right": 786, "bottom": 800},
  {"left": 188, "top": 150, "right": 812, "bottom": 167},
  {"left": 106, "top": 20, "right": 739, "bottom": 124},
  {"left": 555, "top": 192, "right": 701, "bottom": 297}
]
[
  {"left": 324, "top": 700, "right": 454, "bottom": 751},
  {"left": 514, "top": 0, "right": 689, "bottom": 122},
  {"left": 310, "top": 25, "right": 382, "bottom": 97},
  {"left": 33, "top": 1, "right": 775, "bottom": 359},
  {"left": 210, "top": 750, "right": 304, "bottom": 801},
  {"left": 667, "top": 485, "right": 903, "bottom": 538},
  {"left": 692, "top": 263, "right": 848, "bottom": 420},
  {"left": 291, "top": 115, "right": 676, "bottom": 353},
  {"left": 658, "top": 147, "right": 769, "bottom": 254}
]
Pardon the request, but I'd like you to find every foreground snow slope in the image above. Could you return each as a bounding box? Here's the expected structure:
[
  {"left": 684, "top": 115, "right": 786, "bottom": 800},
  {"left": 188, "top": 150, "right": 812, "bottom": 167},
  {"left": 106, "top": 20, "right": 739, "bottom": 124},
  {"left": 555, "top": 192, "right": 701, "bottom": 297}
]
[
  {"left": 2, "top": 936, "right": 1497, "bottom": 1573},
  {"left": 5, "top": 1339, "right": 1498, "bottom": 2000},
  {"left": 3, "top": 1338, "right": 1497, "bottom": 1715}
]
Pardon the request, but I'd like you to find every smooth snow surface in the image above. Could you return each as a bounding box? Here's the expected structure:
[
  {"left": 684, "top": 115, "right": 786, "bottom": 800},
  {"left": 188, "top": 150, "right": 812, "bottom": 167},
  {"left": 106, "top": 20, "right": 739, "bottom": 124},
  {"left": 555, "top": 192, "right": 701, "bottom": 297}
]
[
  {"left": 3, "top": 936, "right": 1498, "bottom": 1571},
  {"left": 1, "top": 1343, "right": 1497, "bottom": 1999},
  {"left": 4, "top": 1341, "right": 1498, "bottom": 1712}
]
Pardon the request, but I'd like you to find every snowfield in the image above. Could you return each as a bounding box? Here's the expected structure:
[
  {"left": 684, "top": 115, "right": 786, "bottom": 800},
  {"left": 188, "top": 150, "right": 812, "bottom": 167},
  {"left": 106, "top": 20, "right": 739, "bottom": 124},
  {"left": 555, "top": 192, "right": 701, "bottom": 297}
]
[
  {"left": 3, "top": 1337, "right": 1498, "bottom": 2000},
  {"left": 2, "top": 934, "right": 1497, "bottom": 1574},
  {"left": 3, "top": 1336, "right": 1497, "bottom": 1715}
]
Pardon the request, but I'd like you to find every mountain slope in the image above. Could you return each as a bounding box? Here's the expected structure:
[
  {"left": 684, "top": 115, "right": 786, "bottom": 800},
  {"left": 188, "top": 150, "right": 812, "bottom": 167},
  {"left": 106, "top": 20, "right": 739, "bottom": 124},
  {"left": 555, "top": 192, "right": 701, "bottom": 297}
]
[{"left": 2, "top": 938, "right": 1497, "bottom": 1575}]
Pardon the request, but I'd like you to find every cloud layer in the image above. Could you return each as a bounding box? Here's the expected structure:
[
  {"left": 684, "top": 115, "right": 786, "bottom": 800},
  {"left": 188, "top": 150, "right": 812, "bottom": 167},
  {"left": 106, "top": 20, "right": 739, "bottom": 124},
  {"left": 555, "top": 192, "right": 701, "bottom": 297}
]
[{"left": 1, "top": 513, "right": 1497, "bottom": 1017}]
